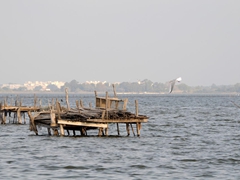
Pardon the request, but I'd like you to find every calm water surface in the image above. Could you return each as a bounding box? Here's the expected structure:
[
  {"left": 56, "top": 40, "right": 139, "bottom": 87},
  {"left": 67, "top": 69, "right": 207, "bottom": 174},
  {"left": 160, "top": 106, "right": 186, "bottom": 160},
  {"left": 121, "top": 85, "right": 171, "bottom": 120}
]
[{"left": 0, "top": 94, "right": 240, "bottom": 179}]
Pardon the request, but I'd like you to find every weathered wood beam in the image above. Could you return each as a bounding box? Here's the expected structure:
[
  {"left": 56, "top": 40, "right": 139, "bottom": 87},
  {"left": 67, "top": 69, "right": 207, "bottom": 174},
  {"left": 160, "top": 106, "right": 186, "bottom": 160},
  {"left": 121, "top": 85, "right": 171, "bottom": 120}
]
[
  {"left": 58, "top": 119, "right": 108, "bottom": 128},
  {"left": 86, "top": 118, "right": 148, "bottom": 123}
]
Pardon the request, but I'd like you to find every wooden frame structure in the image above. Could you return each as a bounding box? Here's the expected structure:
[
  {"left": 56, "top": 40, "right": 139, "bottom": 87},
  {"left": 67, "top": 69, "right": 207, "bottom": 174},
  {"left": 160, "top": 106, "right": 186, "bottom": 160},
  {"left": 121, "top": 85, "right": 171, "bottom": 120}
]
[
  {"left": 30, "top": 87, "right": 148, "bottom": 137},
  {"left": 0, "top": 96, "right": 40, "bottom": 124}
]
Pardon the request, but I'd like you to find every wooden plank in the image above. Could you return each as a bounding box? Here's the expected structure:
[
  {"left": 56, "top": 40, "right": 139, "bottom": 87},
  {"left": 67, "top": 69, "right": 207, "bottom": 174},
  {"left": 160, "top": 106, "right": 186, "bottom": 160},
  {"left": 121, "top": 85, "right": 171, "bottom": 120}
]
[
  {"left": 58, "top": 119, "right": 108, "bottom": 128},
  {"left": 86, "top": 118, "right": 148, "bottom": 123},
  {"left": 1, "top": 106, "right": 40, "bottom": 111}
]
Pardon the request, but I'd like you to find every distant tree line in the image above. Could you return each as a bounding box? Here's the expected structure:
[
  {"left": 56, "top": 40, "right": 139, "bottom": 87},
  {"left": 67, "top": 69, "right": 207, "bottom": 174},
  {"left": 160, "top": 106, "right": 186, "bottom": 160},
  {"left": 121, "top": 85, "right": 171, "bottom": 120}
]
[{"left": 1, "top": 79, "right": 240, "bottom": 94}]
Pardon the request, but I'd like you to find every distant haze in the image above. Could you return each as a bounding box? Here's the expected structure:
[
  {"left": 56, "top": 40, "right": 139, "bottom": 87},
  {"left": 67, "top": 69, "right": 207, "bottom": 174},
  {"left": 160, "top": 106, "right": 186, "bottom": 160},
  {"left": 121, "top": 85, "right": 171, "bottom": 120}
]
[{"left": 0, "top": 1, "right": 240, "bottom": 86}]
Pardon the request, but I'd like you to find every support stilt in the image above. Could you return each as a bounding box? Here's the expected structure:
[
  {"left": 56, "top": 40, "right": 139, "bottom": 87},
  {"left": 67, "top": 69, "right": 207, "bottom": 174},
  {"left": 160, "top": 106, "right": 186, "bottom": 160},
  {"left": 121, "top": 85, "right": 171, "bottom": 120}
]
[{"left": 60, "top": 125, "right": 65, "bottom": 136}]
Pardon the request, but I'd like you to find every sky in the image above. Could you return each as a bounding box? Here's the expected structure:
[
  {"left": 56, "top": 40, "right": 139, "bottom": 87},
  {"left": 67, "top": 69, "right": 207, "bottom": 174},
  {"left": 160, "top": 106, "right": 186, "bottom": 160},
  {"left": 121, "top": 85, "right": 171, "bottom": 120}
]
[{"left": 0, "top": 0, "right": 240, "bottom": 86}]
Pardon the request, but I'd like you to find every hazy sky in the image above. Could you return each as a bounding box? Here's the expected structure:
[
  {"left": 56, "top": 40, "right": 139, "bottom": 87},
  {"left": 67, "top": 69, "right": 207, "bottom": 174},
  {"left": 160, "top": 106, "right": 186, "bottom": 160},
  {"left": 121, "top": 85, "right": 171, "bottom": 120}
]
[{"left": 0, "top": 0, "right": 240, "bottom": 86}]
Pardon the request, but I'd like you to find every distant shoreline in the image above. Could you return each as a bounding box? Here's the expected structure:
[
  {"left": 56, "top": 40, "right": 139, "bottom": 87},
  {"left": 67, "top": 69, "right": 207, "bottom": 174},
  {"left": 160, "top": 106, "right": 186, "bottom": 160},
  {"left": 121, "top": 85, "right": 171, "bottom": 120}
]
[{"left": 0, "top": 91, "right": 239, "bottom": 96}]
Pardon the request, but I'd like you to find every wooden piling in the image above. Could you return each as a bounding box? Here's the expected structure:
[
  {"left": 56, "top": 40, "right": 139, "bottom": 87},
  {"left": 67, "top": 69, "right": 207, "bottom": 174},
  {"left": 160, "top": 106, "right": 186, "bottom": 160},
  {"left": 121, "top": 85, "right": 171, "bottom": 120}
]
[
  {"left": 136, "top": 123, "right": 140, "bottom": 136},
  {"left": 105, "top": 126, "right": 108, "bottom": 136},
  {"left": 80, "top": 99, "right": 83, "bottom": 108},
  {"left": 117, "top": 123, "right": 120, "bottom": 135},
  {"left": 135, "top": 100, "right": 138, "bottom": 117},
  {"left": 17, "top": 108, "right": 22, "bottom": 124},
  {"left": 50, "top": 110, "right": 57, "bottom": 127},
  {"left": 130, "top": 124, "right": 135, "bottom": 136},
  {"left": 27, "top": 111, "right": 38, "bottom": 135},
  {"left": 126, "top": 123, "right": 130, "bottom": 136},
  {"left": 60, "top": 125, "right": 65, "bottom": 136},
  {"left": 105, "top": 92, "right": 108, "bottom": 119},
  {"left": 47, "top": 128, "right": 52, "bottom": 135},
  {"left": 112, "top": 84, "right": 117, "bottom": 98},
  {"left": 123, "top": 99, "right": 128, "bottom": 110},
  {"left": 65, "top": 88, "right": 70, "bottom": 111}
]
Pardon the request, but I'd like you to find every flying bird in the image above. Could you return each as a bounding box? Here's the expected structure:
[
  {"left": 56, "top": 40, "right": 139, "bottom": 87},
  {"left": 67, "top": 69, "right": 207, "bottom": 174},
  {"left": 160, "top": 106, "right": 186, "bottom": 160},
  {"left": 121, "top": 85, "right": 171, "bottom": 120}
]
[{"left": 168, "top": 77, "right": 182, "bottom": 93}]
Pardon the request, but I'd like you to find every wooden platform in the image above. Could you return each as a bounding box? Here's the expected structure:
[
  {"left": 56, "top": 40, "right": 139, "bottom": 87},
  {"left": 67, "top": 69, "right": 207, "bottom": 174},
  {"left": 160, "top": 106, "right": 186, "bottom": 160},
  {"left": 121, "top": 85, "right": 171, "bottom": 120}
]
[
  {"left": 30, "top": 87, "right": 148, "bottom": 136},
  {"left": 0, "top": 98, "right": 40, "bottom": 124},
  {"left": 0, "top": 85, "right": 149, "bottom": 137}
]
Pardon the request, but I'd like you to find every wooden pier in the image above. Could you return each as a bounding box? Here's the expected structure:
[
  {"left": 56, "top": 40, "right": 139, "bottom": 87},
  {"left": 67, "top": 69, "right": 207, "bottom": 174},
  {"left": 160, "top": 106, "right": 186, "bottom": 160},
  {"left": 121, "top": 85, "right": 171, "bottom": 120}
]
[
  {"left": 0, "top": 86, "right": 149, "bottom": 137},
  {"left": 0, "top": 95, "right": 40, "bottom": 124}
]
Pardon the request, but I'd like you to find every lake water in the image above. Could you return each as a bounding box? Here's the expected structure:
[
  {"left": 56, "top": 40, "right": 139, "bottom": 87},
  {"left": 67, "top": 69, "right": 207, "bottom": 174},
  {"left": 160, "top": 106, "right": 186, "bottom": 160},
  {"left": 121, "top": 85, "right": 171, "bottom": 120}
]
[{"left": 0, "top": 94, "right": 240, "bottom": 179}]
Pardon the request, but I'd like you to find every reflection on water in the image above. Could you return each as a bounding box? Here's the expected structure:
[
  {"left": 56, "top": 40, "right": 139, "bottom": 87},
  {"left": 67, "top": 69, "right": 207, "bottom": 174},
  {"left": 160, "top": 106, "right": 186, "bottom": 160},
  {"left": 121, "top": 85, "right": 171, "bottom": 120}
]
[{"left": 0, "top": 94, "right": 240, "bottom": 179}]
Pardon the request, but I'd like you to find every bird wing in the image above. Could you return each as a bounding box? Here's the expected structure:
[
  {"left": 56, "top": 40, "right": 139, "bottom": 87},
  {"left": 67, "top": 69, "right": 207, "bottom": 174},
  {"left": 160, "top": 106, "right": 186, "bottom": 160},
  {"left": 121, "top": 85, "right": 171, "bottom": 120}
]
[{"left": 168, "top": 79, "right": 176, "bottom": 93}]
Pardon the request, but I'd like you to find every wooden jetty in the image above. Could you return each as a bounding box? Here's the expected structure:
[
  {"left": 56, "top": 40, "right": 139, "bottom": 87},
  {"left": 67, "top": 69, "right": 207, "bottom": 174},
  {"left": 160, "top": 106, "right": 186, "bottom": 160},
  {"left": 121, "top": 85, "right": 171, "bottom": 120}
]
[
  {"left": 31, "top": 86, "right": 148, "bottom": 136},
  {"left": 0, "top": 95, "right": 40, "bottom": 124}
]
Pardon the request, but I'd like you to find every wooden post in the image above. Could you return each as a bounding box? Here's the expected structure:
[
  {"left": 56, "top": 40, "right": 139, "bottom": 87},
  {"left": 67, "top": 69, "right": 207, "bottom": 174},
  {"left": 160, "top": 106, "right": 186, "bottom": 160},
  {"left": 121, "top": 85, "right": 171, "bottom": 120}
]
[
  {"left": 101, "top": 110, "right": 105, "bottom": 119},
  {"left": 17, "top": 108, "right": 22, "bottom": 124},
  {"left": 50, "top": 110, "right": 57, "bottom": 127},
  {"left": 27, "top": 111, "right": 38, "bottom": 135},
  {"left": 51, "top": 98, "right": 54, "bottom": 110},
  {"left": 126, "top": 123, "right": 130, "bottom": 136},
  {"left": 39, "top": 99, "right": 42, "bottom": 109},
  {"left": 123, "top": 99, "right": 128, "bottom": 110},
  {"left": 73, "top": 130, "right": 76, "bottom": 136},
  {"left": 135, "top": 100, "right": 138, "bottom": 116},
  {"left": 60, "top": 124, "right": 65, "bottom": 136},
  {"left": 23, "top": 112, "right": 26, "bottom": 124},
  {"left": 53, "top": 129, "right": 59, "bottom": 136},
  {"left": 130, "top": 124, "right": 135, "bottom": 136},
  {"left": 47, "top": 128, "right": 52, "bottom": 135},
  {"left": 4, "top": 98, "right": 7, "bottom": 107},
  {"left": 2, "top": 111, "right": 6, "bottom": 124},
  {"left": 80, "top": 127, "right": 86, "bottom": 136},
  {"left": 117, "top": 123, "right": 120, "bottom": 136},
  {"left": 65, "top": 88, "right": 70, "bottom": 111},
  {"left": 34, "top": 94, "right": 37, "bottom": 108},
  {"left": 76, "top": 100, "right": 79, "bottom": 109},
  {"left": 136, "top": 123, "right": 140, "bottom": 136},
  {"left": 94, "top": 91, "right": 98, "bottom": 108},
  {"left": 105, "top": 92, "right": 108, "bottom": 119},
  {"left": 89, "top": 102, "right": 92, "bottom": 109},
  {"left": 98, "top": 128, "right": 103, "bottom": 136},
  {"left": 56, "top": 100, "right": 61, "bottom": 120},
  {"left": 112, "top": 84, "right": 117, "bottom": 98},
  {"left": 80, "top": 99, "right": 83, "bottom": 108},
  {"left": 105, "top": 126, "right": 108, "bottom": 136}
]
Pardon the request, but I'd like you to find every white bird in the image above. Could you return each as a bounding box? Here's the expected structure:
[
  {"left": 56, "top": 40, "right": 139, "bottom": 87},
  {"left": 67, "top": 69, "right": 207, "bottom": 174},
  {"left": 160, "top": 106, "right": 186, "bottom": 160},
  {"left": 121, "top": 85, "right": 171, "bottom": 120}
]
[{"left": 168, "top": 77, "right": 182, "bottom": 93}]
